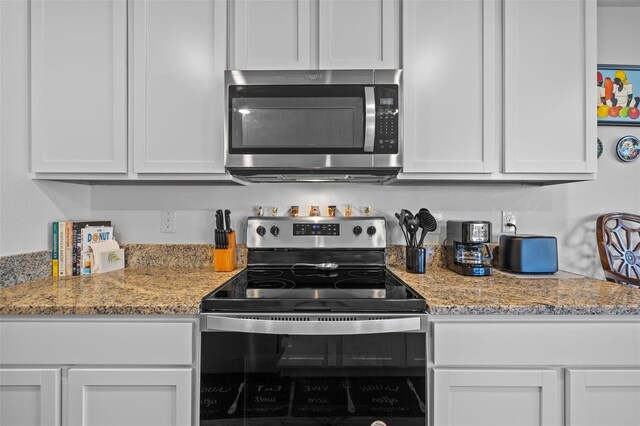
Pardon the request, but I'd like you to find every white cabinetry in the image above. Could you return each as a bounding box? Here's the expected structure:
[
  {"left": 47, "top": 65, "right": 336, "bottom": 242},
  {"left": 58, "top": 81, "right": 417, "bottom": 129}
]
[
  {"left": 403, "top": 0, "right": 497, "bottom": 174},
  {"left": 503, "top": 0, "right": 597, "bottom": 174},
  {"left": 434, "top": 369, "right": 559, "bottom": 426},
  {"left": 231, "top": 0, "right": 311, "bottom": 69},
  {"left": 230, "top": 0, "right": 399, "bottom": 70},
  {"left": 0, "top": 317, "right": 195, "bottom": 426},
  {"left": 318, "top": 0, "right": 397, "bottom": 69},
  {"left": 0, "top": 369, "right": 60, "bottom": 426},
  {"left": 131, "top": 0, "right": 226, "bottom": 173},
  {"left": 30, "top": 0, "right": 127, "bottom": 173},
  {"left": 431, "top": 317, "right": 640, "bottom": 426},
  {"left": 566, "top": 369, "right": 640, "bottom": 426},
  {"left": 67, "top": 368, "right": 192, "bottom": 426},
  {"left": 400, "top": 0, "right": 597, "bottom": 181}
]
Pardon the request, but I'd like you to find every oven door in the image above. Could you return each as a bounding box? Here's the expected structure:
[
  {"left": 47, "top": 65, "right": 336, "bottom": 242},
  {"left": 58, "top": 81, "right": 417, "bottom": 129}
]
[{"left": 200, "top": 314, "right": 427, "bottom": 426}]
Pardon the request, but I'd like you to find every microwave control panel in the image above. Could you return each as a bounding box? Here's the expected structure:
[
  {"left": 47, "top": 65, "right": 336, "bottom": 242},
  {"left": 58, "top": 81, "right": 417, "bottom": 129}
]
[{"left": 374, "top": 85, "right": 399, "bottom": 154}]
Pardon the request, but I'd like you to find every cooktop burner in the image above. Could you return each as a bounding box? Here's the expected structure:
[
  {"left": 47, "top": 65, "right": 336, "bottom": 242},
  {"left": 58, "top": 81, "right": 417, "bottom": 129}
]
[{"left": 202, "top": 267, "right": 426, "bottom": 313}]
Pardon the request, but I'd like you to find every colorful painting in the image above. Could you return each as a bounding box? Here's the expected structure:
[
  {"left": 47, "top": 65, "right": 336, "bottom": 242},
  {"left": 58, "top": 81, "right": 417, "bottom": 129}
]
[{"left": 597, "top": 65, "right": 640, "bottom": 126}]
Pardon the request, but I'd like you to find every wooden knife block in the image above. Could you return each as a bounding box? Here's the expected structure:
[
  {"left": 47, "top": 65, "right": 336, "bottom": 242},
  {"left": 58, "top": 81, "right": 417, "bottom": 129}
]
[{"left": 214, "top": 231, "right": 238, "bottom": 272}]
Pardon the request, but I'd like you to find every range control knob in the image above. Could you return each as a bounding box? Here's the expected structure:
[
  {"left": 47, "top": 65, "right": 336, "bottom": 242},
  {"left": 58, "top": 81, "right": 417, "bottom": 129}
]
[
  {"left": 256, "top": 226, "right": 266, "bottom": 237},
  {"left": 353, "top": 225, "right": 363, "bottom": 236},
  {"left": 367, "top": 226, "right": 377, "bottom": 236},
  {"left": 270, "top": 225, "right": 280, "bottom": 236}
]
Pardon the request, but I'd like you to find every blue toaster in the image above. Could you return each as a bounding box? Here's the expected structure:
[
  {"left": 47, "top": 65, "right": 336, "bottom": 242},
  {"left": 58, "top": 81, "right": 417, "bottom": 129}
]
[{"left": 499, "top": 235, "right": 558, "bottom": 274}]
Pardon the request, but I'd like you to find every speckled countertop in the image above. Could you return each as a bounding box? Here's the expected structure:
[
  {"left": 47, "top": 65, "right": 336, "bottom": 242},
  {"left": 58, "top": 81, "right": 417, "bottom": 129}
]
[
  {"left": 1, "top": 242, "right": 639, "bottom": 315},
  {"left": 388, "top": 266, "right": 640, "bottom": 315},
  {"left": 1, "top": 264, "right": 639, "bottom": 315},
  {"left": 0, "top": 267, "right": 242, "bottom": 315}
]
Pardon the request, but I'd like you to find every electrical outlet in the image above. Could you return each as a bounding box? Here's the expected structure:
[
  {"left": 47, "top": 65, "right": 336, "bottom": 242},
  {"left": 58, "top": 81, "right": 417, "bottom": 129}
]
[
  {"left": 502, "top": 211, "right": 516, "bottom": 233},
  {"left": 432, "top": 213, "right": 444, "bottom": 235},
  {"left": 161, "top": 211, "right": 176, "bottom": 233}
]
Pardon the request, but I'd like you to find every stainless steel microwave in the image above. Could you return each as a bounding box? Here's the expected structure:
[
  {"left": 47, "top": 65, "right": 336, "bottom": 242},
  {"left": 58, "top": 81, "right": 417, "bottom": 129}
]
[{"left": 224, "top": 70, "right": 402, "bottom": 183}]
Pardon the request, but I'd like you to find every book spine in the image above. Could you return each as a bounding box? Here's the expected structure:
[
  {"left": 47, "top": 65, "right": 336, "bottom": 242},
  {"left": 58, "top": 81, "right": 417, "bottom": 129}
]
[
  {"left": 65, "top": 221, "right": 73, "bottom": 276},
  {"left": 73, "top": 224, "right": 80, "bottom": 276},
  {"left": 58, "top": 222, "right": 66, "bottom": 276},
  {"left": 52, "top": 222, "right": 59, "bottom": 277}
]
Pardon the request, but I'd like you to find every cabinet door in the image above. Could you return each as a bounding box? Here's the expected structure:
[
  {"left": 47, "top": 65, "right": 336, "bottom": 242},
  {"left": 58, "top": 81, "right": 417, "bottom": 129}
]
[
  {"left": 232, "top": 0, "right": 311, "bottom": 69},
  {"left": 67, "top": 368, "right": 191, "bottom": 426},
  {"left": 566, "top": 369, "right": 640, "bottom": 426},
  {"left": 30, "top": 0, "right": 127, "bottom": 173},
  {"left": 403, "top": 0, "right": 497, "bottom": 173},
  {"left": 319, "top": 0, "right": 398, "bottom": 69},
  {"left": 433, "top": 369, "right": 559, "bottom": 426},
  {"left": 0, "top": 369, "right": 60, "bottom": 426},
  {"left": 503, "top": 0, "right": 597, "bottom": 173},
  {"left": 131, "top": 0, "right": 226, "bottom": 173}
]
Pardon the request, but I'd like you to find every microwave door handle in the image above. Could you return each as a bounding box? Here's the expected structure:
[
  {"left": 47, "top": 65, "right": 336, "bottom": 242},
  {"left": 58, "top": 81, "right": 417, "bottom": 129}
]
[
  {"left": 364, "top": 86, "right": 376, "bottom": 153},
  {"left": 203, "top": 316, "right": 423, "bottom": 335}
]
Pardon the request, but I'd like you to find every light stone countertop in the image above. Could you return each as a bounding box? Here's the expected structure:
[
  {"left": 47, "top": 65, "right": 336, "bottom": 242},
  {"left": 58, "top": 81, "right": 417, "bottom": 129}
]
[
  {"left": 1, "top": 264, "right": 639, "bottom": 315},
  {"left": 0, "top": 267, "right": 243, "bottom": 315},
  {"left": 388, "top": 265, "right": 640, "bottom": 315}
]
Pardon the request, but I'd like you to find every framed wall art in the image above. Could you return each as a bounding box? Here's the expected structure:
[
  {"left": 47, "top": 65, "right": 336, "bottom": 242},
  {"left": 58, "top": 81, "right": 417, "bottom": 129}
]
[{"left": 597, "top": 65, "right": 640, "bottom": 126}]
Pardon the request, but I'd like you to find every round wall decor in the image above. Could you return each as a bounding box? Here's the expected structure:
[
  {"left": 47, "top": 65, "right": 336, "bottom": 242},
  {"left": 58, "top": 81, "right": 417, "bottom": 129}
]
[{"left": 616, "top": 135, "right": 640, "bottom": 162}]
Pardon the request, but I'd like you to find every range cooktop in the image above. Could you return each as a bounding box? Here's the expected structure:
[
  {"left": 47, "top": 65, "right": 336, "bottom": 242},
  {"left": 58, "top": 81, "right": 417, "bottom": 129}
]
[{"left": 201, "top": 267, "right": 426, "bottom": 313}]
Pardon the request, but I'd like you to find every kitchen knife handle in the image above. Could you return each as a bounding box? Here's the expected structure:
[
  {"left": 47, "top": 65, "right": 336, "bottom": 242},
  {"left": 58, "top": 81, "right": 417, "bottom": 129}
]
[
  {"left": 216, "top": 209, "right": 224, "bottom": 230},
  {"left": 225, "top": 209, "right": 231, "bottom": 231}
]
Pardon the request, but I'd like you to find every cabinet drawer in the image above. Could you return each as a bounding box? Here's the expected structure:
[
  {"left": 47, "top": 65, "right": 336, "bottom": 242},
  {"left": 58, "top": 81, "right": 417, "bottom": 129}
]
[
  {"left": 0, "top": 320, "right": 193, "bottom": 365},
  {"left": 433, "top": 320, "right": 640, "bottom": 367}
]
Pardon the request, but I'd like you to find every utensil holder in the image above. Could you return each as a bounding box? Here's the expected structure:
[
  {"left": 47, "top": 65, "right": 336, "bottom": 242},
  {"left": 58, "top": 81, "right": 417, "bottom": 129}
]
[
  {"left": 214, "top": 231, "right": 238, "bottom": 272},
  {"left": 406, "top": 247, "right": 426, "bottom": 274}
]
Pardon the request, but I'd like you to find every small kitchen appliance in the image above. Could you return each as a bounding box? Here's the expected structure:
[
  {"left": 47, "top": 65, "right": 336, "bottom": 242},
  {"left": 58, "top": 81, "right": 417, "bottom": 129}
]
[
  {"left": 200, "top": 216, "right": 427, "bottom": 426},
  {"left": 445, "top": 220, "right": 493, "bottom": 276},
  {"left": 499, "top": 234, "right": 558, "bottom": 274},
  {"left": 224, "top": 69, "right": 402, "bottom": 183}
]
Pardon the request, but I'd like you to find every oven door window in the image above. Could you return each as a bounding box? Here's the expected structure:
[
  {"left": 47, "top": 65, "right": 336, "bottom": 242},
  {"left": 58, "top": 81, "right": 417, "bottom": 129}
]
[
  {"left": 229, "top": 85, "right": 365, "bottom": 154},
  {"left": 201, "top": 331, "right": 426, "bottom": 425}
]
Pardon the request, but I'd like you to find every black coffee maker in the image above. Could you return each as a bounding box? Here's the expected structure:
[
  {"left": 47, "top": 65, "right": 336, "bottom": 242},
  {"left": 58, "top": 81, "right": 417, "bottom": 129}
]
[{"left": 445, "top": 220, "right": 493, "bottom": 276}]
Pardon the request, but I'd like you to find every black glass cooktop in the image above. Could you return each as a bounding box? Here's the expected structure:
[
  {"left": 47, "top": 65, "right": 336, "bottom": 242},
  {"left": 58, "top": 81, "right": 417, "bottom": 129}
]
[{"left": 201, "top": 268, "right": 426, "bottom": 313}]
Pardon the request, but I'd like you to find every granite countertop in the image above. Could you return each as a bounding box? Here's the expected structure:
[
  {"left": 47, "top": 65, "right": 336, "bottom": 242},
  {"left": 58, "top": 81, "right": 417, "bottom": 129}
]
[
  {"left": 1, "top": 264, "right": 639, "bottom": 315},
  {"left": 388, "top": 265, "right": 640, "bottom": 315},
  {"left": 0, "top": 267, "right": 242, "bottom": 315}
]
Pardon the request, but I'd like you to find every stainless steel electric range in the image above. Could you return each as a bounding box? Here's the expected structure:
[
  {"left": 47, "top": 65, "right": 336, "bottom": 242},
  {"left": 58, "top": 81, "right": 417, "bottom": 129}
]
[{"left": 200, "top": 217, "right": 428, "bottom": 426}]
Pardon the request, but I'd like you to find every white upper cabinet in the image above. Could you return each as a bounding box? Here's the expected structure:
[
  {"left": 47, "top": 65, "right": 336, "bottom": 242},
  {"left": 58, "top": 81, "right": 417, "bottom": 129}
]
[
  {"left": 503, "top": 0, "right": 597, "bottom": 174},
  {"left": 31, "top": 0, "right": 127, "bottom": 173},
  {"left": 319, "top": 0, "right": 398, "bottom": 69},
  {"left": 231, "top": 0, "right": 311, "bottom": 69},
  {"left": 403, "top": 0, "right": 497, "bottom": 173},
  {"left": 131, "top": 0, "right": 226, "bottom": 173},
  {"left": 230, "top": 0, "right": 399, "bottom": 70}
]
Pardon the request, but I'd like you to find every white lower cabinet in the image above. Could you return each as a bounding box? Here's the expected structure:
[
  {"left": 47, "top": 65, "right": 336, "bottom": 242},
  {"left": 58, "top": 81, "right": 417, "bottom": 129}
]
[
  {"left": 431, "top": 317, "right": 640, "bottom": 426},
  {"left": 566, "top": 369, "right": 640, "bottom": 426},
  {"left": 67, "top": 368, "right": 192, "bottom": 426},
  {"left": 433, "top": 369, "right": 559, "bottom": 426},
  {"left": 0, "top": 369, "right": 61, "bottom": 426},
  {"left": 0, "top": 317, "right": 195, "bottom": 426}
]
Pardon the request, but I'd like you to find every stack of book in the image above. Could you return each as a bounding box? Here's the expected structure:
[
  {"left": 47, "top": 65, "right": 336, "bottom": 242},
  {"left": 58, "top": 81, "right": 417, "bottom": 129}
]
[{"left": 51, "top": 221, "right": 113, "bottom": 277}]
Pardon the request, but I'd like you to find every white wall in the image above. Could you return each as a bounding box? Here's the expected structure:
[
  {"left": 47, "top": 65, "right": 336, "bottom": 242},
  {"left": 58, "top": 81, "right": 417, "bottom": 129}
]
[
  {"left": 1, "top": 1, "right": 639, "bottom": 279},
  {"left": 0, "top": 0, "right": 91, "bottom": 256}
]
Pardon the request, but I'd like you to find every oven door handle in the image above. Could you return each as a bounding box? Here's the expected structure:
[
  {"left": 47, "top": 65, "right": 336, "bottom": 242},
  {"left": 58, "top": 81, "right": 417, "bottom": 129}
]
[
  {"left": 202, "top": 316, "right": 423, "bottom": 335},
  {"left": 363, "top": 86, "right": 376, "bottom": 153}
]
